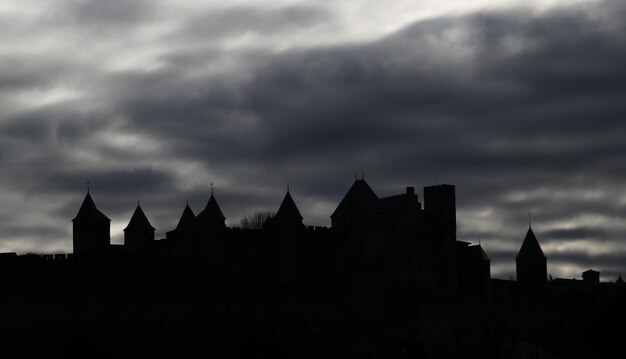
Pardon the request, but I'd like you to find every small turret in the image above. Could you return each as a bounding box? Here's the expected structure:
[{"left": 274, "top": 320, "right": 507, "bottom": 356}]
[
  {"left": 72, "top": 190, "right": 111, "bottom": 256},
  {"left": 582, "top": 269, "right": 600, "bottom": 284},
  {"left": 516, "top": 224, "right": 547, "bottom": 284},
  {"left": 266, "top": 189, "right": 304, "bottom": 228},
  {"left": 274, "top": 190, "right": 303, "bottom": 222},
  {"left": 197, "top": 194, "right": 226, "bottom": 229},
  {"left": 123, "top": 202, "right": 155, "bottom": 254},
  {"left": 165, "top": 202, "right": 198, "bottom": 256},
  {"left": 173, "top": 203, "right": 197, "bottom": 233}
]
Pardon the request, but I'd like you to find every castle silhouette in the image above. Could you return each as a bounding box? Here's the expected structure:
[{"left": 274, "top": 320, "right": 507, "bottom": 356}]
[{"left": 0, "top": 178, "right": 624, "bottom": 358}]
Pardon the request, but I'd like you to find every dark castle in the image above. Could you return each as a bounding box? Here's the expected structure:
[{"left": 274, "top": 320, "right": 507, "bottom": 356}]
[{"left": 0, "top": 179, "right": 624, "bottom": 358}]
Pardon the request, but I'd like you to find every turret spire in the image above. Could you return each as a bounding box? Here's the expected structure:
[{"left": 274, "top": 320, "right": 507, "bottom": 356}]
[
  {"left": 516, "top": 225, "right": 547, "bottom": 284},
  {"left": 124, "top": 202, "right": 155, "bottom": 231},
  {"left": 274, "top": 190, "right": 303, "bottom": 221},
  {"left": 197, "top": 191, "right": 226, "bottom": 221}
]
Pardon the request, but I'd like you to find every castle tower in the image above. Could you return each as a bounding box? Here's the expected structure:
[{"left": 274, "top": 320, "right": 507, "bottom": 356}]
[
  {"left": 266, "top": 189, "right": 305, "bottom": 286},
  {"left": 424, "top": 184, "right": 458, "bottom": 295},
  {"left": 166, "top": 203, "right": 197, "bottom": 239},
  {"left": 196, "top": 192, "right": 227, "bottom": 261},
  {"left": 270, "top": 189, "right": 304, "bottom": 228},
  {"left": 196, "top": 193, "right": 226, "bottom": 230},
  {"left": 123, "top": 202, "right": 155, "bottom": 254},
  {"left": 516, "top": 226, "right": 547, "bottom": 284},
  {"left": 166, "top": 203, "right": 197, "bottom": 256},
  {"left": 72, "top": 190, "right": 111, "bottom": 256}
]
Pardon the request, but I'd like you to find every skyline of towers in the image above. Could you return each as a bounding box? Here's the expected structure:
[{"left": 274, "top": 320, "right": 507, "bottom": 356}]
[{"left": 70, "top": 177, "right": 579, "bottom": 284}]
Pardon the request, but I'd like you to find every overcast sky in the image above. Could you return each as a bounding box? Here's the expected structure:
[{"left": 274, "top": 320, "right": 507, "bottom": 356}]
[{"left": 1, "top": 0, "right": 625, "bottom": 280}]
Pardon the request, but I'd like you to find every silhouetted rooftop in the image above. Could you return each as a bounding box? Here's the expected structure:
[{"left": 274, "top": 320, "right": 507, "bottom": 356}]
[
  {"left": 174, "top": 203, "right": 196, "bottom": 231},
  {"left": 469, "top": 244, "right": 490, "bottom": 261},
  {"left": 274, "top": 191, "right": 303, "bottom": 220},
  {"left": 123, "top": 204, "right": 155, "bottom": 231},
  {"left": 72, "top": 192, "right": 110, "bottom": 222},
  {"left": 516, "top": 227, "right": 546, "bottom": 260},
  {"left": 379, "top": 192, "right": 420, "bottom": 215},
  {"left": 197, "top": 194, "right": 225, "bottom": 220},
  {"left": 331, "top": 179, "right": 381, "bottom": 218}
]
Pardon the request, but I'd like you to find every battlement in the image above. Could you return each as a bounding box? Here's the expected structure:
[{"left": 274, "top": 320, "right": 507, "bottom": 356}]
[
  {"left": 223, "top": 225, "right": 330, "bottom": 233},
  {"left": 0, "top": 252, "right": 75, "bottom": 265},
  {"left": 225, "top": 227, "right": 260, "bottom": 233},
  {"left": 19, "top": 253, "right": 74, "bottom": 263},
  {"left": 306, "top": 225, "right": 329, "bottom": 231}
]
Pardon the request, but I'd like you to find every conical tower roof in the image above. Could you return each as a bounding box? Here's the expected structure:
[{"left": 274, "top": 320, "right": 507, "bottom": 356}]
[
  {"left": 469, "top": 244, "right": 490, "bottom": 261},
  {"left": 274, "top": 190, "right": 303, "bottom": 220},
  {"left": 72, "top": 192, "right": 110, "bottom": 222},
  {"left": 331, "top": 178, "right": 380, "bottom": 218},
  {"left": 616, "top": 273, "right": 623, "bottom": 283},
  {"left": 174, "top": 203, "right": 196, "bottom": 231},
  {"left": 516, "top": 227, "right": 546, "bottom": 260},
  {"left": 124, "top": 203, "right": 155, "bottom": 231},
  {"left": 197, "top": 194, "right": 225, "bottom": 220}
]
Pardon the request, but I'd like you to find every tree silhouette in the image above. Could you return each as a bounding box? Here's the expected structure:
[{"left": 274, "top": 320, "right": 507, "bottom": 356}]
[{"left": 238, "top": 211, "right": 275, "bottom": 229}]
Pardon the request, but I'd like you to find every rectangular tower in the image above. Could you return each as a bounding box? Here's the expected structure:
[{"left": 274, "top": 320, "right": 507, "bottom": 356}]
[{"left": 424, "top": 184, "right": 458, "bottom": 295}]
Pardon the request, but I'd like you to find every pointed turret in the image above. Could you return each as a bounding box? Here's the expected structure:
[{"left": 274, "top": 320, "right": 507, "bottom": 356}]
[
  {"left": 268, "top": 189, "right": 305, "bottom": 286},
  {"left": 469, "top": 244, "right": 490, "bottom": 262},
  {"left": 197, "top": 194, "right": 226, "bottom": 229},
  {"left": 266, "top": 190, "right": 304, "bottom": 228},
  {"left": 124, "top": 203, "right": 155, "bottom": 231},
  {"left": 516, "top": 225, "right": 547, "bottom": 284},
  {"left": 274, "top": 190, "right": 303, "bottom": 221},
  {"left": 175, "top": 203, "right": 197, "bottom": 232},
  {"left": 616, "top": 273, "right": 624, "bottom": 283},
  {"left": 516, "top": 228, "right": 546, "bottom": 261},
  {"left": 72, "top": 190, "right": 111, "bottom": 256},
  {"left": 124, "top": 203, "right": 155, "bottom": 254},
  {"left": 165, "top": 202, "right": 198, "bottom": 246},
  {"left": 73, "top": 192, "right": 110, "bottom": 222}
]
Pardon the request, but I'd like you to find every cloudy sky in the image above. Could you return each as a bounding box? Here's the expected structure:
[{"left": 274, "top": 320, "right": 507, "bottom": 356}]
[{"left": 1, "top": 0, "right": 625, "bottom": 280}]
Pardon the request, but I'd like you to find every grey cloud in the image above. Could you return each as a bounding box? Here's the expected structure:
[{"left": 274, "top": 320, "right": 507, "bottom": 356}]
[
  {"left": 62, "top": 0, "right": 157, "bottom": 28},
  {"left": 169, "top": 4, "right": 331, "bottom": 42},
  {"left": 115, "top": 0, "right": 626, "bottom": 214},
  {"left": 0, "top": 55, "right": 91, "bottom": 93}
]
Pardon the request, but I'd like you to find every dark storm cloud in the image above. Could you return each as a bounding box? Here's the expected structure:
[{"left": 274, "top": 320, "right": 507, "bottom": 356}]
[
  {"left": 204, "top": 4, "right": 626, "bottom": 185},
  {"left": 110, "top": 0, "right": 626, "bottom": 209},
  {"left": 1, "top": 1, "right": 626, "bottom": 279}
]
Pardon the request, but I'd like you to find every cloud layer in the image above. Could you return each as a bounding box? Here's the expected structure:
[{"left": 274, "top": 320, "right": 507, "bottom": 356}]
[{"left": 1, "top": 0, "right": 625, "bottom": 280}]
